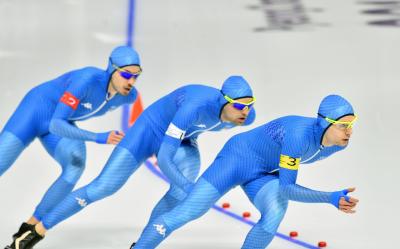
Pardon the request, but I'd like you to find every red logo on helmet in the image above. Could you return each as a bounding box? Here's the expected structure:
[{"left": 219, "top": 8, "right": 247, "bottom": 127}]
[{"left": 60, "top": 92, "right": 80, "bottom": 110}]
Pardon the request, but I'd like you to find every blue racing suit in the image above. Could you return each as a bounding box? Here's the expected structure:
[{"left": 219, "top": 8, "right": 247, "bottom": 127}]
[
  {"left": 0, "top": 66, "right": 137, "bottom": 221},
  {"left": 39, "top": 82, "right": 256, "bottom": 230},
  {"left": 133, "top": 95, "right": 356, "bottom": 249}
]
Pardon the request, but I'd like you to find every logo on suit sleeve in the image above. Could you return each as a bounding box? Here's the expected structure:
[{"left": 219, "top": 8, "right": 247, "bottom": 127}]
[
  {"left": 153, "top": 224, "right": 167, "bottom": 237},
  {"left": 60, "top": 92, "right": 80, "bottom": 110},
  {"left": 81, "top": 102, "right": 93, "bottom": 110}
]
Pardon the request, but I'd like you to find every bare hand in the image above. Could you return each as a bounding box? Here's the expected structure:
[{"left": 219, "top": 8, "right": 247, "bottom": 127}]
[
  {"left": 338, "top": 187, "right": 359, "bottom": 214},
  {"left": 107, "top": 131, "right": 125, "bottom": 145}
]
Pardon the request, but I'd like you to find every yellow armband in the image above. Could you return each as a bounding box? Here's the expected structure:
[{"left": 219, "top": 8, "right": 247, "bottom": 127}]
[{"left": 279, "top": 155, "right": 301, "bottom": 170}]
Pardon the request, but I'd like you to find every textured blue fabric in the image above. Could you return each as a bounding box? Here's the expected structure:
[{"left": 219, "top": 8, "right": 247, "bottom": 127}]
[
  {"left": 0, "top": 131, "right": 25, "bottom": 176},
  {"left": 221, "top": 76, "right": 253, "bottom": 99},
  {"left": 134, "top": 95, "right": 355, "bottom": 248},
  {"left": 134, "top": 178, "right": 221, "bottom": 248},
  {"left": 202, "top": 116, "right": 345, "bottom": 204},
  {"left": 2, "top": 46, "right": 140, "bottom": 144},
  {"left": 42, "top": 187, "right": 90, "bottom": 229},
  {"left": 147, "top": 141, "right": 200, "bottom": 223},
  {"left": 86, "top": 147, "right": 139, "bottom": 202},
  {"left": 242, "top": 225, "right": 275, "bottom": 249},
  {"left": 141, "top": 83, "right": 255, "bottom": 190},
  {"left": 241, "top": 177, "right": 288, "bottom": 249},
  {"left": 133, "top": 216, "right": 171, "bottom": 249},
  {"left": 48, "top": 66, "right": 137, "bottom": 142},
  {"left": 33, "top": 179, "right": 74, "bottom": 221},
  {"left": 4, "top": 67, "right": 137, "bottom": 145},
  {"left": 45, "top": 136, "right": 86, "bottom": 184},
  {"left": 33, "top": 135, "right": 86, "bottom": 221},
  {"left": 40, "top": 82, "right": 255, "bottom": 231},
  {"left": 107, "top": 46, "right": 141, "bottom": 75},
  {"left": 42, "top": 146, "right": 138, "bottom": 229},
  {"left": 41, "top": 121, "right": 150, "bottom": 229}
]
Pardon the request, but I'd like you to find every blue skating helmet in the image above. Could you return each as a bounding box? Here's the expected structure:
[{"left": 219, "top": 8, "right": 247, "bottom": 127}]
[
  {"left": 317, "top": 94, "right": 355, "bottom": 129},
  {"left": 221, "top": 76, "right": 253, "bottom": 99},
  {"left": 107, "top": 46, "right": 141, "bottom": 75}
]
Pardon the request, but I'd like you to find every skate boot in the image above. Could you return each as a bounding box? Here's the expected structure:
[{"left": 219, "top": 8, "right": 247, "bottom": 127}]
[
  {"left": 7, "top": 226, "right": 44, "bottom": 249},
  {"left": 12, "top": 223, "right": 35, "bottom": 240}
]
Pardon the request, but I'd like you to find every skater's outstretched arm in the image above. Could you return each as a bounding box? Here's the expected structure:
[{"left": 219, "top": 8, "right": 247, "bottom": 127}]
[{"left": 277, "top": 134, "right": 358, "bottom": 210}]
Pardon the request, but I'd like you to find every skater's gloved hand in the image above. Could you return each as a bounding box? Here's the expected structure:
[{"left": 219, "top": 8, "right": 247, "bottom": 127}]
[
  {"left": 96, "top": 131, "right": 125, "bottom": 144},
  {"left": 330, "top": 187, "right": 359, "bottom": 213}
]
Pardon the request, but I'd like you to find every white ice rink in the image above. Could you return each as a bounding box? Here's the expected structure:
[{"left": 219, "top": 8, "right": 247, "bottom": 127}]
[{"left": 1, "top": 0, "right": 400, "bottom": 248}]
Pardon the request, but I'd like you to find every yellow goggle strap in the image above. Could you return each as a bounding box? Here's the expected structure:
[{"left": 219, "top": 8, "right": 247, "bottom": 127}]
[
  {"left": 324, "top": 115, "right": 358, "bottom": 128},
  {"left": 224, "top": 95, "right": 256, "bottom": 105}
]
